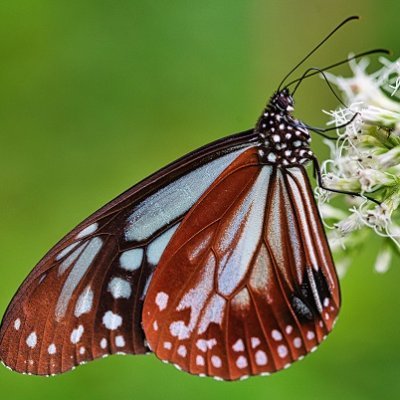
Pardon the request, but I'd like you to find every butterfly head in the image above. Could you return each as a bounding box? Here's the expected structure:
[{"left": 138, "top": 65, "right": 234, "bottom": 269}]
[{"left": 270, "top": 88, "right": 294, "bottom": 113}]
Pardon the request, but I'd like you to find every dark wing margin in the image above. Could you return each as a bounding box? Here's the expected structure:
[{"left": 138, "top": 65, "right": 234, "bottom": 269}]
[
  {"left": 142, "top": 163, "right": 340, "bottom": 381},
  {"left": 0, "top": 129, "right": 258, "bottom": 376}
]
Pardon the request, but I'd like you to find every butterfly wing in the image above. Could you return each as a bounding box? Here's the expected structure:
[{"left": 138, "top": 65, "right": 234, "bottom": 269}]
[
  {"left": 0, "top": 129, "right": 258, "bottom": 376},
  {"left": 142, "top": 159, "right": 340, "bottom": 381}
]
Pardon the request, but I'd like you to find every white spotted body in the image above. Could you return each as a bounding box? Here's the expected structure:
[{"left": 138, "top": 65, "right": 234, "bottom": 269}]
[{"left": 256, "top": 89, "right": 313, "bottom": 166}]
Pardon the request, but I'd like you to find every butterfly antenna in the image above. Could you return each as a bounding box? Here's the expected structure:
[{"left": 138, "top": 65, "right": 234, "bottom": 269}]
[
  {"left": 291, "top": 67, "right": 347, "bottom": 107},
  {"left": 285, "top": 48, "right": 391, "bottom": 87},
  {"left": 277, "top": 15, "right": 359, "bottom": 91}
]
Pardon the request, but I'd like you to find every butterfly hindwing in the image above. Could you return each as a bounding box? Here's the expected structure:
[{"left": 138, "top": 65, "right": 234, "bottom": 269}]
[
  {"left": 142, "top": 157, "right": 340, "bottom": 381},
  {"left": 0, "top": 131, "right": 256, "bottom": 375}
]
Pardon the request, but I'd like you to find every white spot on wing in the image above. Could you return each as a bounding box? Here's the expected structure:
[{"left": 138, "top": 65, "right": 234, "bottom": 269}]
[
  {"left": 48, "top": 344, "right": 56, "bottom": 355},
  {"left": 196, "top": 338, "right": 217, "bottom": 352},
  {"left": 147, "top": 224, "right": 180, "bottom": 265},
  {"left": 271, "top": 329, "right": 283, "bottom": 341},
  {"left": 155, "top": 292, "right": 169, "bottom": 311},
  {"left": 196, "top": 355, "right": 205, "bottom": 366},
  {"left": 251, "top": 337, "right": 260, "bottom": 348},
  {"left": 115, "top": 336, "right": 125, "bottom": 347},
  {"left": 277, "top": 345, "right": 288, "bottom": 358},
  {"left": 107, "top": 277, "right": 132, "bottom": 299},
  {"left": 119, "top": 248, "right": 143, "bottom": 271},
  {"left": 26, "top": 332, "right": 37, "bottom": 348},
  {"left": 177, "top": 345, "right": 187, "bottom": 357},
  {"left": 74, "top": 286, "right": 94, "bottom": 317},
  {"left": 125, "top": 149, "right": 247, "bottom": 242},
  {"left": 232, "top": 339, "right": 245, "bottom": 352},
  {"left": 163, "top": 342, "right": 172, "bottom": 350},
  {"left": 236, "top": 355, "right": 248, "bottom": 369},
  {"left": 70, "top": 325, "right": 84, "bottom": 344},
  {"left": 102, "top": 311, "right": 122, "bottom": 330},
  {"left": 77, "top": 223, "right": 98, "bottom": 239},
  {"left": 100, "top": 338, "right": 107, "bottom": 349},
  {"left": 255, "top": 350, "right": 268, "bottom": 366},
  {"left": 285, "top": 325, "right": 293, "bottom": 335},
  {"left": 293, "top": 337, "right": 302, "bottom": 348},
  {"left": 14, "top": 318, "right": 21, "bottom": 331},
  {"left": 169, "top": 321, "right": 187, "bottom": 339},
  {"left": 211, "top": 355, "right": 222, "bottom": 368}
]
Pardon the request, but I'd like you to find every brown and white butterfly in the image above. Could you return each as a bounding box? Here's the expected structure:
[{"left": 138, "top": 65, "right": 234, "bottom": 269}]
[
  {"left": 0, "top": 85, "right": 340, "bottom": 380},
  {"left": 2, "top": 18, "right": 371, "bottom": 381}
]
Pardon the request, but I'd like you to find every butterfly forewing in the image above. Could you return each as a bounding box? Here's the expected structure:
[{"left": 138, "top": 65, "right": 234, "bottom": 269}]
[
  {"left": 142, "top": 156, "right": 340, "bottom": 380},
  {"left": 0, "top": 131, "right": 256, "bottom": 375}
]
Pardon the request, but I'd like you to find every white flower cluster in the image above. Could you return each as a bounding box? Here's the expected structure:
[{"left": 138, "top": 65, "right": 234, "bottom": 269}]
[{"left": 316, "top": 57, "right": 400, "bottom": 276}]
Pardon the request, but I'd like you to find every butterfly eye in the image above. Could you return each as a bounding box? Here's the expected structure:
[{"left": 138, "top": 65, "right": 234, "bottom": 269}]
[{"left": 275, "top": 91, "right": 294, "bottom": 112}]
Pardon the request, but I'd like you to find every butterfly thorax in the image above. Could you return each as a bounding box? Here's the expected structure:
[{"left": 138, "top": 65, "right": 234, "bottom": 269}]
[{"left": 255, "top": 89, "right": 313, "bottom": 166}]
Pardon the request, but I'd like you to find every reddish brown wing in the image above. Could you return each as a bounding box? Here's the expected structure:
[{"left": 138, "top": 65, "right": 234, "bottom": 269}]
[
  {"left": 142, "top": 157, "right": 340, "bottom": 381},
  {"left": 0, "top": 130, "right": 257, "bottom": 375}
]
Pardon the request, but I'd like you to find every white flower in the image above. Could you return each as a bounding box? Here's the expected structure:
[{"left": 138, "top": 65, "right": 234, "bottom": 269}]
[
  {"left": 328, "top": 57, "right": 400, "bottom": 112},
  {"left": 376, "top": 147, "right": 400, "bottom": 168},
  {"left": 357, "top": 168, "right": 391, "bottom": 192},
  {"left": 334, "top": 211, "right": 364, "bottom": 236},
  {"left": 319, "top": 57, "right": 400, "bottom": 273},
  {"left": 388, "top": 61, "right": 400, "bottom": 96},
  {"left": 357, "top": 203, "right": 391, "bottom": 232}
]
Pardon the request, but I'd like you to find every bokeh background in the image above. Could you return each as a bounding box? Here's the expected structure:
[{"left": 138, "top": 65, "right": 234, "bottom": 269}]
[{"left": 0, "top": 1, "right": 399, "bottom": 399}]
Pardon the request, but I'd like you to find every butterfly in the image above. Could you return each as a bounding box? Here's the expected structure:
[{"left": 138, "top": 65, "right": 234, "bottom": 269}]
[{"left": 0, "top": 16, "right": 387, "bottom": 381}]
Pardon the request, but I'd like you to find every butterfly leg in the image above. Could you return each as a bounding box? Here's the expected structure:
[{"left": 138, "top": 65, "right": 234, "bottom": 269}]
[{"left": 311, "top": 156, "right": 381, "bottom": 205}]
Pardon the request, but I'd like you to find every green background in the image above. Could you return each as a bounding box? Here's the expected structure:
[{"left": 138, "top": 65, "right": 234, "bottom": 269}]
[{"left": 0, "top": 1, "right": 399, "bottom": 399}]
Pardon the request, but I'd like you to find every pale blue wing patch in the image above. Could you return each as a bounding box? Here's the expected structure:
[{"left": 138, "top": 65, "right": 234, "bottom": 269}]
[{"left": 125, "top": 149, "right": 246, "bottom": 242}]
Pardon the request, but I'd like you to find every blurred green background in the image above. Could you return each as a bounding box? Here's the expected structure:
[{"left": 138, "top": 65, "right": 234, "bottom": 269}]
[{"left": 0, "top": 1, "right": 399, "bottom": 399}]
